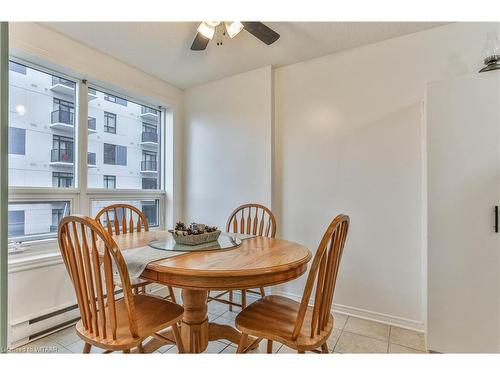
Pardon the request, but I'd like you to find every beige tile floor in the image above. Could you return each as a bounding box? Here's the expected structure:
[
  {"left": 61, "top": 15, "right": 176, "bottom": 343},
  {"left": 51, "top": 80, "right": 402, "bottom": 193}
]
[{"left": 9, "top": 297, "right": 426, "bottom": 354}]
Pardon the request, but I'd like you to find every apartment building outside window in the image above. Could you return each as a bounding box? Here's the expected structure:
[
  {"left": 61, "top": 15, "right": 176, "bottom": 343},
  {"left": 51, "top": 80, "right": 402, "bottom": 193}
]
[
  {"left": 104, "top": 111, "right": 116, "bottom": 133},
  {"left": 7, "top": 59, "right": 166, "bottom": 254}
]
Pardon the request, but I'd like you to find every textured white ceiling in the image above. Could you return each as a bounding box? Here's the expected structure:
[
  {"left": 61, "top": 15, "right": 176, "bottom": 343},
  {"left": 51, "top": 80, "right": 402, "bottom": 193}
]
[{"left": 41, "top": 22, "right": 448, "bottom": 89}]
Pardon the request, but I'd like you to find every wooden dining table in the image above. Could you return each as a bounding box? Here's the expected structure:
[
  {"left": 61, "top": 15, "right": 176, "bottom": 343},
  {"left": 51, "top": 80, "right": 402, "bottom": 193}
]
[{"left": 113, "top": 230, "right": 312, "bottom": 353}]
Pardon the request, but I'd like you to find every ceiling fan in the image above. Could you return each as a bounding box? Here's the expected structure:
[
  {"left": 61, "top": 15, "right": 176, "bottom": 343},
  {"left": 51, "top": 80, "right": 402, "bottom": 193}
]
[{"left": 191, "top": 21, "right": 280, "bottom": 51}]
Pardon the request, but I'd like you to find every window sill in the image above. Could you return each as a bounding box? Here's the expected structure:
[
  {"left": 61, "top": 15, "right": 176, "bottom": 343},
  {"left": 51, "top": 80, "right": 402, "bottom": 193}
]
[{"left": 8, "top": 250, "right": 63, "bottom": 274}]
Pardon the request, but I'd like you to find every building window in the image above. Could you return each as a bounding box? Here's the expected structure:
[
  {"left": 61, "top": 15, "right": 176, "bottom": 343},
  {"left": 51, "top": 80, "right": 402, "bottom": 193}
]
[
  {"left": 104, "top": 94, "right": 127, "bottom": 106},
  {"left": 8, "top": 210, "right": 25, "bottom": 237},
  {"left": 9, "top": 61, "right": 26, "bottom": 75},
  {"left": 52, "top": 172, "right": 73, "bottom": 188},
  {"left": 141, "top": 151, "right": 157, "bottom": 171},
  {"left": 104, "top": 112, "right": 117, "bottom": 134},
  {"left": 141, "top": 201, "right": 159, "bottom": 227},
  {"left": 104, "top": 175, "right": 116, "bottom": 189},
  {"left": 51, "top": 209, "right": 64, "bottom": 232},
  {"left": 103, "top": 143, "right": 127, "bottom": 166},
  {"left": 142, "top": 178, "right": 157, "bottom": 190},
  {"left": 52, "top": 135, "right": 74, "bottom": 163},
  {"left": 8, "top": 127, "right": 25, "bottom": 155},
  {"left": 52, "top": 98, "right": 75, "bottom": 125}
]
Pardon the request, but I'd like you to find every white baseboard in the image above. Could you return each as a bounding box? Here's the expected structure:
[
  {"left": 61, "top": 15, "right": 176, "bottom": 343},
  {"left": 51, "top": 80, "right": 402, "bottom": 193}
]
[{"left": 275, "top": 290, "right": 425, "bottom": 333}]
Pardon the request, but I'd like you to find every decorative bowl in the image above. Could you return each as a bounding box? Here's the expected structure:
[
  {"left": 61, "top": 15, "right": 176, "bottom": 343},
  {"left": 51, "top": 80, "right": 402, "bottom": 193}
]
[{"left": 168, "top": 229, "right": 221, "bottom": 245}]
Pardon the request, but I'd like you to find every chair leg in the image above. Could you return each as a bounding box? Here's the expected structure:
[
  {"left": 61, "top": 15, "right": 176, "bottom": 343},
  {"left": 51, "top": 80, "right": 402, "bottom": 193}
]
[
  {"left": 83, "top": 343, "right": 92, "bottom": 354},
  {"left": 229, "top": 291, "right": 233, "bottom": 312},
  {"left": 267, "top": 340, "right": 273, "bottom": 354},
  {"left": 141, "top": 285, "right": 146, "bottom": 294},
  {"left": 137, "top": 343, "right": 144, "bottom": 353},
  {"left": 259, "top": 287, "right": 265, "bottom": 297},
  {"left": 171, "top": 323, "right": 185, "bottom": 353},
  {"left": 321, "top": 343, "right": 329, "bottom": 353},
  {"left": 236, "top": 333, "right": 248, "bottom": 353},
  {"left": 168, "top": 286, "right": 177, "bottom": 303},
  {"left": 241, "top": 290, "right": 247, "bottom": 309}
]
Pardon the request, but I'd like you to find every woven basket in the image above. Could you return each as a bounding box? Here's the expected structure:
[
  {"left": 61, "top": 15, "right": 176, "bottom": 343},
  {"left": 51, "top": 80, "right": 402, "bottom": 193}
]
[{"left": 168, "top": 229, "right": 221, "bottom": 245}]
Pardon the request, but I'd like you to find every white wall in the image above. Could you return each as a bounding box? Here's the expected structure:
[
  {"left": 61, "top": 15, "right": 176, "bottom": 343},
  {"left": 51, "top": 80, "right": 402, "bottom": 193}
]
[
  {"left": 183, "top": 66, "right": 273, "bottom": 229},
  {"left": 7, "top": 22, "right": 184, "bottom": 340},
  {"left": 183, "top": 22, "right": 500, "bottom": 330}
]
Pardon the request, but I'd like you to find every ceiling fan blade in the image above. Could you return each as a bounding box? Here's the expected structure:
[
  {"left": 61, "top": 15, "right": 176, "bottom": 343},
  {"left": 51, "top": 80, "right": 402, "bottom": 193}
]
[
  {"left": 241, "top": 22, "right": 280, "bottom": 45},
  {"left": 191, "top": 32, "right": 210, "bottom": 51}
]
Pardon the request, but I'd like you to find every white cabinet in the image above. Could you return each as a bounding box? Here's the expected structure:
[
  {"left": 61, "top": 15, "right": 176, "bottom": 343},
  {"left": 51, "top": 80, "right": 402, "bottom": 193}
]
[{"left": 427, "top": 72, "right": 500, "bottom": 352}]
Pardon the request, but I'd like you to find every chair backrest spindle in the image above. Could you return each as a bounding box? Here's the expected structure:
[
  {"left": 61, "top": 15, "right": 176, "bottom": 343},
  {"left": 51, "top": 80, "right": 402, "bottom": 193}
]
[
  {"left": 226, "top": 203, "right": 277, "bottom": 238},
  {"left": 95, "top": 204, "right": 150, "bottom": 236}
]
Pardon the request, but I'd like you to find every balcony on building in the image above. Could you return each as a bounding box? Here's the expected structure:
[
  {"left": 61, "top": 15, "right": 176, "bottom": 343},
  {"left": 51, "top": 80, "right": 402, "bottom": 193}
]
[
  {"left": 88, "top": 87, "right": 98, "bottom": 101},
  {"left": 139, "top": 106, "right": 159, "bottom": 122},
  {"left": 140, "top": 160, "right": 157, "bottom": 173},
  {"left": 87, "top": 117, "right": 97, "bottom": 134},
  {"left": 50, "top": 149, "right": 74, "bottom": 167},
  {"left": 49, "top": 109, "right": 75, "bottom": 131},
  {"left": 87, "top": 152, "right": 97, "bottom": 168},
  {"left": 140, "top": 131, "right": 158, "bottom": 146},
  {"left": 50, "top": 76, "right": 76, "bottom": 96}
]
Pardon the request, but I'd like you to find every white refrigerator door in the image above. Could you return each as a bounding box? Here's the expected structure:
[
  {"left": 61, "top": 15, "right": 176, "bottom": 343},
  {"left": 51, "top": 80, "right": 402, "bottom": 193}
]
[{"left": 427, "top": 73, "right": 500, "bottom": 352}]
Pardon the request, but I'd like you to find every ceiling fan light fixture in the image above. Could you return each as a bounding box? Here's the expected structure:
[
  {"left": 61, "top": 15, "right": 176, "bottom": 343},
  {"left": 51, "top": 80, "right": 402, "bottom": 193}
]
[
  {"left": 225, "top": 21, "right": 244, "bottom": 38},
  {"left": 197, "top": 22, "right": 216, "bottom": 40}
]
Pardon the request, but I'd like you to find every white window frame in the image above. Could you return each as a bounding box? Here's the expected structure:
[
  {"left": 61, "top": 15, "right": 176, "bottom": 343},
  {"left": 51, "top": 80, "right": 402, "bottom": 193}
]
[{"left": 7, "top": 56, "right": 168, "bottom": 263}]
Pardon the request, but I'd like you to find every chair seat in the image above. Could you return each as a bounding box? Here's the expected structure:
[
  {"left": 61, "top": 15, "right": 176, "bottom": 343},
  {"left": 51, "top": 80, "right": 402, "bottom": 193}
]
[
  {"left": 235, "top": 295, "right": 333, "bottom": 351},
  {"left": 75, "top": 294, "right": 183, "bottom": 350}
]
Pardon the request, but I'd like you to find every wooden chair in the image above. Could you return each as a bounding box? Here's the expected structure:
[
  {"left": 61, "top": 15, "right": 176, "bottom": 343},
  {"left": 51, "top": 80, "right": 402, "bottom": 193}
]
[
  {"left": 235, "top": 214, "right": 349, "bottom": 354},
  {"left": 57, "top": 215, "right": 185, "bottom": 353},
  {"left": 95, "top": 203, "right": 176, "bottom": 302},
  {"left": 208, "top": 203, "right": 277, "bottom": 311}
]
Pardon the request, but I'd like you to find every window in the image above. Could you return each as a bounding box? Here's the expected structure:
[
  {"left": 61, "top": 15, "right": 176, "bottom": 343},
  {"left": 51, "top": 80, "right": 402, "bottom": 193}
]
[
  {"left": 104, "top": 112, "right": 117, "bottom": 133},
  {"left": 52, "top": 135, "right": 74, "bottom": 164},
  {"left": 8, "top": 210, "right": 25, "bottom": 237},
  {"left": 103, "top": 143, "right": 127, "bottom": 166},
  {"left": 8, "top": 61, "right": 76, "bottom": 188},
  {"left": 88, "top": 87, "right": 162, "bottom": 190},
  {"left": 9, "top": 61, "right": 26, "bottom": 74},
  {"left": 8, "top": 59, "right": 165, "bottom": 251},
  {"left": 51, "top": 209, "right": 64, "bottom": 232},
  {"left": 142, "top": 123, "right": 158, "bottom": 143},
  {"left": 142, "top": 178, "right": 157, "bottom": 190},
  {"left": 52, "top": 98, "right": 75, "bottom": 125},
  {"left": 91, "top": 199, "right": 159, "bottom": 228},
  {"left": 8, "top": 127, "right": 25, "bottom": 155},
  {"left": 52, "top": 172, "right": 73, "bottom": 188},
  {"left": 104, "top": 175, "right": 116, "bottom": 189},
  {"left": 7, "top": 201, "right": 70, "bottom": 247},
  {"left": 104, "top": 94, "right": 127, "bottom": 106},
  {"left": 141, "top": 201, "right": 159, "bottom": 227},
  {"left": 142, "top": 151, "right": 157, "bottom": 171}
]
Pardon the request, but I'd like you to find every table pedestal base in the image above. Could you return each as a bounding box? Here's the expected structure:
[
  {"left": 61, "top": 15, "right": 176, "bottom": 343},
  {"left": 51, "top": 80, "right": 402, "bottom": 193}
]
[{"left": 139, "top": 288, "right": 260, "bottom": 353}]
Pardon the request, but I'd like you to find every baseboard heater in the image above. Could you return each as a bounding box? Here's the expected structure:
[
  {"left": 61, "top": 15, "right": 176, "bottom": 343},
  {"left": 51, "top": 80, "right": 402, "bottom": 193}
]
[{"left": 9, "top": 289, "right": 124, "bottom": 349}]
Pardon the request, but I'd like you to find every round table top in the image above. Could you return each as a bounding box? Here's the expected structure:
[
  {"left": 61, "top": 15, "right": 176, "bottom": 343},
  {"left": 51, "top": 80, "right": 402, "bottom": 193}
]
[{"left": 114, "top": 230, "right": 312, "bottom": 290}]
